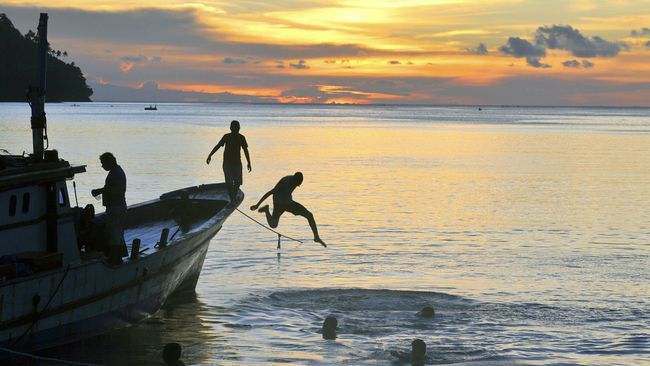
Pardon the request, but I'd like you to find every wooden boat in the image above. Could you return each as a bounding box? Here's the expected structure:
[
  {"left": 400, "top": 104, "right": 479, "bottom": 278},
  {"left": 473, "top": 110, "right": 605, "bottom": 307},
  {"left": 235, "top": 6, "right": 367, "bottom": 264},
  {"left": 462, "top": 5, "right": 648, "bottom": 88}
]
[
  {"left": 0, "top": 14, "right": 241, "bottom": 350},
  {"left": 144, "top": 105, "right": 157, "bottom": 111}
]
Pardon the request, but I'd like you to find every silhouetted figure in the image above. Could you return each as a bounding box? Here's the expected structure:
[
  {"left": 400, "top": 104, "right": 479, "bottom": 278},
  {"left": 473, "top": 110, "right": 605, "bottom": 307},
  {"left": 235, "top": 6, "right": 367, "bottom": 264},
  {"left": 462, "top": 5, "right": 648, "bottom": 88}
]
[
  {"left": 419, "top": 306, "right": 435, "bottom": 318},
  {"left": 412, "top": 339, "right": 426, "bottom": 365},
  {"left": 77, "top": 204, "right": 101, "bottom": 251},
  {"left": 250, "top": 172, "right": 326, "bottom": 247},
  {"left": 322, "top": 316, "right": 338, "bottom": 339},
  {"left": 162, "top": 343, "right": 186, "bottom": 366},
  {"left": 206, "top": 120, "right": 251, "bottom": 205},
  {"left": 91, "top": 152, "right": 128, "bottom": 265}
]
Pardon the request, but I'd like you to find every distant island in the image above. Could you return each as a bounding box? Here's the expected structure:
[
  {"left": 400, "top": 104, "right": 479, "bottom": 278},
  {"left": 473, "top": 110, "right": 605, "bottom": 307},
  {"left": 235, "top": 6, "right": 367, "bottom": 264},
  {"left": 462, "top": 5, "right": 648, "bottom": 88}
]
[{"left": 0, "top": 13, "right": 92, "bottom": 102}]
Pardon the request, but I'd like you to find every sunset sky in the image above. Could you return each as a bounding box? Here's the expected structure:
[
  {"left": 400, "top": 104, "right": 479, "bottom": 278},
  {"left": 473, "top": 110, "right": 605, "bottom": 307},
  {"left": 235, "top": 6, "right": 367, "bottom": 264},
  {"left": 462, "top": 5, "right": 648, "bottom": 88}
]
[{"left": 3, "top": 1, "right": 650, "bottom": 105}]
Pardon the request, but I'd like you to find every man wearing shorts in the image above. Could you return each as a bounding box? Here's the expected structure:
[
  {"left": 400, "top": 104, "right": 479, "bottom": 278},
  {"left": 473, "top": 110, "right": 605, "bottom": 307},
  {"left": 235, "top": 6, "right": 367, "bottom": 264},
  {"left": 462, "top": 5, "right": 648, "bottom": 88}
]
[
  {"left": 250, "top": 172, "right": 326, "bottom": 247},
  {"left": 206, "top": 120, "right": 252, "bottom": 205}
]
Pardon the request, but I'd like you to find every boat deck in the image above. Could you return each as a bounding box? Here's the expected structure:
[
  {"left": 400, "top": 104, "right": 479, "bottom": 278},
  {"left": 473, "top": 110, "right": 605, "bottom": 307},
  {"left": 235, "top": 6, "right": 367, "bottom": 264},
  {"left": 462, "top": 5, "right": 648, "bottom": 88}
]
[
  {"left": 124, "top": 219, "right": 181, "bottom": 258},
  {"left": 81, "top": 184, "right": 233, "bottom": 263}
]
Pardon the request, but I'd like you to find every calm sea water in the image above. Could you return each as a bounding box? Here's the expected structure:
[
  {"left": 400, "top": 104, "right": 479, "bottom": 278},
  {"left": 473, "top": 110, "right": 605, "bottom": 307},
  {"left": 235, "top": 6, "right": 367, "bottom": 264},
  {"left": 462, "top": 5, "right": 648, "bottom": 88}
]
[{"left": 1, "top": 103, "right": 649, "bottom": 365}]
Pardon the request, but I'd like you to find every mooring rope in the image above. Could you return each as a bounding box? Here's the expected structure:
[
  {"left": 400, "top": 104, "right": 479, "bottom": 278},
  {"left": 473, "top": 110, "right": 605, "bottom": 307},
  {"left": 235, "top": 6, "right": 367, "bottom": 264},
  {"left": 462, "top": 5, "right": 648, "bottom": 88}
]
[
  {"left": 0, "top": 346, "right": 102, "bottom": 366},
  {"left": 235, "top": 208, "right": 303, "bottom": 247}
]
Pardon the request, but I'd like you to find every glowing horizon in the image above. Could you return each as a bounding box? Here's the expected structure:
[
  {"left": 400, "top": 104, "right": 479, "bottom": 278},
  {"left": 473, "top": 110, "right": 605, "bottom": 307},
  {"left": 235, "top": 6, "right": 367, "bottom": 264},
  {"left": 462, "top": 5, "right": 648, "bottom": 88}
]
[{"left": 2, "top": 1, "right": 650, "bottom": 105}]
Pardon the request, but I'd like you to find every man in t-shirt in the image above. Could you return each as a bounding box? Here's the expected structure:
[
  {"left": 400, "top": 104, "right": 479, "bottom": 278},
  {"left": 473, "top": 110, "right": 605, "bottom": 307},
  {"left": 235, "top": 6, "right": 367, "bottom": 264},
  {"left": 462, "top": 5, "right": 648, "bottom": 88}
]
[
  {"left": 91, "top": 152, "right": 128, "bottom": 265},
  {"left": 250, "top": 172, "right": 326, "bottom": 247},
  {"left": 206, "top": 120, "right": 252, "bottom": 204}
]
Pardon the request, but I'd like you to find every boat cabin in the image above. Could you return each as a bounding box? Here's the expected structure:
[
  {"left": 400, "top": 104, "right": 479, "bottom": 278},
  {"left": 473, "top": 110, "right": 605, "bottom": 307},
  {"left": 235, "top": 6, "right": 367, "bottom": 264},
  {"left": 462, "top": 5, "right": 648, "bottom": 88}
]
[{"left": 0, "top": 151, "right": 85, "bottom": 266}]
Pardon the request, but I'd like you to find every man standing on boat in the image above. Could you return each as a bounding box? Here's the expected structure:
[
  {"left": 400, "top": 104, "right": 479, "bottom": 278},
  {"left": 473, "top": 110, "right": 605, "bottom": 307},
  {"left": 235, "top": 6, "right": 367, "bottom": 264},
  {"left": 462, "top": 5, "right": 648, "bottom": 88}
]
[
  {"left": 250, "top": 172, "right": 327, "bottom": 247},
  {"left": 91, "top": 152, "right": 128, "bottom": 265},
  {"left": 206, "top": 120, "right": 252, "bottom": 205}
]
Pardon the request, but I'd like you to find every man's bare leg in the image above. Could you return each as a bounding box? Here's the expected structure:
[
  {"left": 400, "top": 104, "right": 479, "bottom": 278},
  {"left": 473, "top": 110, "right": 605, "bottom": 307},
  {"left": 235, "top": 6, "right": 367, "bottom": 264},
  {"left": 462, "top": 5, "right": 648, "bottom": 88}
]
[
  {"left": 306, "top": 214, "right": 327, "bottom": 247},
  {"left": 258, "top": 205, "right": 283, "bottom": 229},
  {"left": 287, "top": 202, "right": 326, "bottom": 247}
]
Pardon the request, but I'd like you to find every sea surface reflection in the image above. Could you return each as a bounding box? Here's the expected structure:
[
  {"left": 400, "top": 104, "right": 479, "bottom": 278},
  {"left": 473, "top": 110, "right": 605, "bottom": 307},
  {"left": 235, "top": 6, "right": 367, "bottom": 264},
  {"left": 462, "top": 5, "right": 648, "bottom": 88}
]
[{"left": 1, "top": 103, "right": 649, "bottom": 365}]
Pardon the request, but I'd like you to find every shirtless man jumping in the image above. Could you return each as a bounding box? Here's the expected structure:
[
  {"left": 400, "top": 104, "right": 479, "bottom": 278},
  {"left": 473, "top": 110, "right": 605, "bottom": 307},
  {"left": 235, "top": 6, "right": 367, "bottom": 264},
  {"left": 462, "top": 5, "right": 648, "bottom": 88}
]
[{"left": 250, "top": 172, "right": 326, "bottom": 247}]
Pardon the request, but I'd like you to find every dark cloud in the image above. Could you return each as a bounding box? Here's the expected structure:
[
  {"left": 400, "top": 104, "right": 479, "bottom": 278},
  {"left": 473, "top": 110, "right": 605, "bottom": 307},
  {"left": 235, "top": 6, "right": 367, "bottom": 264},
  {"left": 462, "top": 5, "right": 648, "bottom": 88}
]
[
  {"left": 561, "top": 59, "right": 593, "bottom": 69},
  {"left": 388, "top": 60, "right": 401, "bottom": 64},
  {"left": 535, "top": 25, "right": 626, "bottom": 57},
  {"left": 630, "top": 27, "right": 650, "bottom": 37},
  {"left": 526, "top": 57, "right": 550, "bottom": 68},
  {"left": 467, "top": 43, "right": 488, "bottom": 55},
  {"left": 289, "top": 60, "right": 309, "bottom": 69},
  {"left": 223, "top": 57, "right": 247, "bottom": 64},
  {"left": 499, "top": 37, "right": 548, "bottom": 67},
  {"left": 500, "top": 37, "right": 546, "bottom": 58},
  {"left": 562, "top": 59, "right": 580, "bottom": 68}
]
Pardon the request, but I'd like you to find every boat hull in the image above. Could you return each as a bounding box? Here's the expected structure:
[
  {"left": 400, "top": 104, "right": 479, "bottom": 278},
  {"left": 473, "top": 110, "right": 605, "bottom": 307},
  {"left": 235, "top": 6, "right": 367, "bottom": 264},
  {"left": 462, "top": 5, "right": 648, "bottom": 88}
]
[{"left": 0, "top": 184, "right": 238, "bottom": 350}]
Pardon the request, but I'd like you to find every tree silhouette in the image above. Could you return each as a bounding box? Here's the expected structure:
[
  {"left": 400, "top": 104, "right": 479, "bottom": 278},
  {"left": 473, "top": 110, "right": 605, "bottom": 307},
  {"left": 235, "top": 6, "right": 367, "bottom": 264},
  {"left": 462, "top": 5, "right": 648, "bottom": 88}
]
[{"left": 0, "top": 13, "right": 92, "bottom": 101}]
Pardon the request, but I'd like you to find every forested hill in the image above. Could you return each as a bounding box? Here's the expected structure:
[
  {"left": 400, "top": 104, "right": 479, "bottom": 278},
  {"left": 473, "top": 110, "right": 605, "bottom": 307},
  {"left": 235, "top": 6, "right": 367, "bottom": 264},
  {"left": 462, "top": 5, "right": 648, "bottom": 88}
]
[{"left": 0, "top": 13, "right": 93, "bottom": 102}]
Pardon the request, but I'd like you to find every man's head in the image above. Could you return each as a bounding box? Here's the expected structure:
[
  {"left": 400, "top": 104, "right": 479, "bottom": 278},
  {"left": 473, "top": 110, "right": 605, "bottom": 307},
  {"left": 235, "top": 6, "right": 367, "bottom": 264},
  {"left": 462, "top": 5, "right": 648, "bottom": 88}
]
[
  {"left": 162, "top": 343, "right": 182, "bottom": 365},
  {"left": 99, "top": 152, "right": 117, "bottom": 171},
  {"left": 419, "top": 306, "right": 435, "bottom": 318},
  {"left": 322, "top": 316, "right": 337, "bottom": 339},
  {"left": 411, "top": 339, "right": 426, "bottom": 362},
  {"left": 293, "top": 172, "right": 303, "bottom": 186},
  {"left": 230, "top": 120, "right": 240, "bottom": 133}
]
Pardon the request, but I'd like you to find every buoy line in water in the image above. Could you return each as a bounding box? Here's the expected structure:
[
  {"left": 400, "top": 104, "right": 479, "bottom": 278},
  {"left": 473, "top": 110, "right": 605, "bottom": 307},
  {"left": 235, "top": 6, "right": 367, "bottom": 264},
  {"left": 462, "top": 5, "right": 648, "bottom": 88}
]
[
  {"left": 235, "top": 207, "right": 303, "bottom": 248},
  {"left": 0, "top": 346, "right": 102, "bottom": 366}
]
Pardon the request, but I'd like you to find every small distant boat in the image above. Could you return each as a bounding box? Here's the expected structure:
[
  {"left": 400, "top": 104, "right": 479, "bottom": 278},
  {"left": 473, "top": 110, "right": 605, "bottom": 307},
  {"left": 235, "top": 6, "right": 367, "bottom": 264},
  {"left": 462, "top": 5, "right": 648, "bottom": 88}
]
[{"left": 144, "top": 105, "right": 157, "bottom": 111}]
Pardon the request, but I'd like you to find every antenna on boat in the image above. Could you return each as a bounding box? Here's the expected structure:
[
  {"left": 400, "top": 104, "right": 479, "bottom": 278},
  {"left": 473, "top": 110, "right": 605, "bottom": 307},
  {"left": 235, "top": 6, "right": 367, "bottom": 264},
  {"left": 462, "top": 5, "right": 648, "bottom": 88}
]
[
  {"left": 28, "top": 13, "right": 48, "bottom": 162},
  {"left": 72, "top": 181, "right": 79, "bottom": 206}
]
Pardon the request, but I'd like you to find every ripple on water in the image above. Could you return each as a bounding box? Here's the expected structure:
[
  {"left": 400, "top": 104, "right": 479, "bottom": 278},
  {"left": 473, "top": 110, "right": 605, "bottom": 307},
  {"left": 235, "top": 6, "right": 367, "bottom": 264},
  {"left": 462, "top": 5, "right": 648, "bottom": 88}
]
[{"left": 207, "top": 288, "right": 650, "bottom": 365}]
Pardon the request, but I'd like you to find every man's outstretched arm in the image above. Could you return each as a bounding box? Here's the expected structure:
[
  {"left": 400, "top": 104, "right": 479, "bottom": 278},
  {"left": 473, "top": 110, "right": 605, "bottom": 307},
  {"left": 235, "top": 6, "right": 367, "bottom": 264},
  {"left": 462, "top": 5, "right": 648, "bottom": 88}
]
[
  {"left": 250, "top": 189, "right": 274, "bottom": 210},
  {"left": 206, "top": 137, "right": 225, "bottom": 164}
]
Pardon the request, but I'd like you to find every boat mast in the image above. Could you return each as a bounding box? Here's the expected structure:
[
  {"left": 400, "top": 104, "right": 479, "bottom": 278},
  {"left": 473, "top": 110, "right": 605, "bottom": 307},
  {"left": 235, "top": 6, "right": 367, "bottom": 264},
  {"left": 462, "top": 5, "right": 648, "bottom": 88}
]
[{"left": 30, "top": 13, "right": 48, "bottom": 161}]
